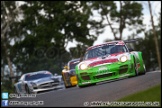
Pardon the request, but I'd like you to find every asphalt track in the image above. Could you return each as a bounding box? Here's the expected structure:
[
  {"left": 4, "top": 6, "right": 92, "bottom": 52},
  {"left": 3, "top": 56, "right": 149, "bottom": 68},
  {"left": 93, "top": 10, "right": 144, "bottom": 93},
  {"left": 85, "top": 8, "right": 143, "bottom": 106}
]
[{"left": 8, "top": 70, "right": 161, "bottom": 107}]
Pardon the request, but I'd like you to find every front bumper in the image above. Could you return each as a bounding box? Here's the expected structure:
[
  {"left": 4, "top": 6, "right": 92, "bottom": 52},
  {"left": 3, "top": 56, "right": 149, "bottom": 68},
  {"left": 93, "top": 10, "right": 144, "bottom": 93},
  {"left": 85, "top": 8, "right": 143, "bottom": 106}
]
[
  {"left": 29, "top": 82, "right": 64, "bottom": 93},
  {"left": 76, "top": 60, "right": 135, "bottom": 86}
]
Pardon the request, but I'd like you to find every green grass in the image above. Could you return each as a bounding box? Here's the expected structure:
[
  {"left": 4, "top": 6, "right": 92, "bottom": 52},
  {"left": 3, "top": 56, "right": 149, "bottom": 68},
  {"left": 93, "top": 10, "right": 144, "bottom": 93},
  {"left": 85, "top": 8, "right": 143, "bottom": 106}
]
[{"left": 117, "top": 84, "right": 161, "bottom": 107}]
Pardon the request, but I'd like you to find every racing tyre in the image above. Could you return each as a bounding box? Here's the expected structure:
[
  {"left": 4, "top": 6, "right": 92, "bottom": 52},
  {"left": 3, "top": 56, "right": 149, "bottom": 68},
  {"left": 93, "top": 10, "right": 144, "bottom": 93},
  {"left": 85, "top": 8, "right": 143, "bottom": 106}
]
[
  {"left": 78, "top": 85, "right": 86, "bottom": 88},
  {"left": 14, "top": 87, "right": 18, "bottom": 94},
  {"left": 141, "top": 63, "right": 146, "bottom": 75},
  {"left": 134, "top": 58, "right": 138, "bottom": 76},
  {"left": 25, "top": 85, "right": 31, "bottom": 94},
  {"left": 65, "top": 85, "right": 71, "bottom": 88},
  {"left": 78, "top": 83, "right": 96, "bottom": 88}
]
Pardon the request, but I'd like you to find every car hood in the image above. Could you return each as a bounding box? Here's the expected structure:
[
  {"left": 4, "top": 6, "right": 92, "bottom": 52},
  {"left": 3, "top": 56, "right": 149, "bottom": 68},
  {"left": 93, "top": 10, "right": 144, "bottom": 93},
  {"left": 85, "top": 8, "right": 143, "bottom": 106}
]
[{"left": 78, "top": 52, "right": 130, "bottom": 67}]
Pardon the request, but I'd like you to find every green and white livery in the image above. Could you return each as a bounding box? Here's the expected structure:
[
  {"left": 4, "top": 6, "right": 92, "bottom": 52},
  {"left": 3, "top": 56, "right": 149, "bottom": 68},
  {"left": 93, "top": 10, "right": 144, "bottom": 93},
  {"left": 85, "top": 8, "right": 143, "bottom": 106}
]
[{"left": 75, "top": 40, "right": 146, "bottom": 87}]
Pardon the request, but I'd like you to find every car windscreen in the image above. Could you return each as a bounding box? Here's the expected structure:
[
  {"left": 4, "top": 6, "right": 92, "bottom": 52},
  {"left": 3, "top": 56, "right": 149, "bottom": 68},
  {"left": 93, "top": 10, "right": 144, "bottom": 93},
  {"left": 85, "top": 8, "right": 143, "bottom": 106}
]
[
  {"left": 83, "top": 44, "right": 127, "bottom": 60},
  {"left": 25, "top": 73, "right": 52, "bottom": 81}
]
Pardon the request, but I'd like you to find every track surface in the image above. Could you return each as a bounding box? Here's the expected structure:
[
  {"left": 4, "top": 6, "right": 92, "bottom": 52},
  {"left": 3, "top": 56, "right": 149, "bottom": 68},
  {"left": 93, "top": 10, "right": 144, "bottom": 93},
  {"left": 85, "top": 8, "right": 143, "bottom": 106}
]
[{"left": 8, "top": 71, "right": 161, "bottom": 107}]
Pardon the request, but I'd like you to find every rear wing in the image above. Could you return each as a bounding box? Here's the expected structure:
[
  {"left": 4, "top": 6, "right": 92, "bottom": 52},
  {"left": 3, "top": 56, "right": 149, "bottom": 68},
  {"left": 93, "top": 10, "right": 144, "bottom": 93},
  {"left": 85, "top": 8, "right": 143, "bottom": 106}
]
[{"left": 124, "top": 38, "right": 141, "bottom": 43}]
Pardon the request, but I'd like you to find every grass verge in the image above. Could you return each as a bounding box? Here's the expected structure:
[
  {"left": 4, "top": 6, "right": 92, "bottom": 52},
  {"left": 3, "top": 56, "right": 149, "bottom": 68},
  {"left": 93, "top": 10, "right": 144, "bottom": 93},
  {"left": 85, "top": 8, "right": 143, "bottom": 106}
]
[{"left": 117, "top": 84, "right": 161, "bottom": 107}]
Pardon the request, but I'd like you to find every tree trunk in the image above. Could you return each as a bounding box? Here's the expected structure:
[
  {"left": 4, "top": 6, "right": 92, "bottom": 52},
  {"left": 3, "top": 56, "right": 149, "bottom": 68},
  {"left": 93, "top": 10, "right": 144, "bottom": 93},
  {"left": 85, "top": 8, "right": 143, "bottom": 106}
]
[
  {"left": 148, "top": 1, "right": 161, "bottom": 70},
  {"left": 1, "top": 1, "right": 18, "bottom": 85},
  {"left": 100, "top": 3, "right": 118, "bottom": 40},
  {"left": 2, "top": 38, "right": 15, "bottom": 84},
  {"left": 119, "top": 1, "right": 123, "bottom": 40}
]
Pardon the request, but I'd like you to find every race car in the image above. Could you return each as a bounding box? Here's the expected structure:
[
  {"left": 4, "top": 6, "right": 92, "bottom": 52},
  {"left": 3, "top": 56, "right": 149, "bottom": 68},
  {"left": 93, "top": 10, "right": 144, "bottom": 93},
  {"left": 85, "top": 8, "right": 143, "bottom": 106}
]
[
  {"left": 62, "top": 58, "right": 80, "bottom": 88},
  {"left": 14, "top": 71, "right": 63, "bottom": 94},
  {"left": 75, "top": 40, "right": 146, "bottom": 87}
]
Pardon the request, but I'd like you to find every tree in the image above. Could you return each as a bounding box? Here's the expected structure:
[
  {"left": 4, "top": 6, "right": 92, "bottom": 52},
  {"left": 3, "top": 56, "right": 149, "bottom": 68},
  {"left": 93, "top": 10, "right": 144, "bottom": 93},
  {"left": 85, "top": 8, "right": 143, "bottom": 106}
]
[
  {"left": 1, "top": 1, "right": 21, "bottom": 85},
  {"left": 148, "top": 1, "right": 161, "bottom": 69},
  {"left": 133, "top": 11, "right": 161, "bottom": 71},
  {"left": 10, "top": 1, "right": 104, "bottom": 75},
  {"left": 91, "top": 1, "right": 144, "bottom": 40}
]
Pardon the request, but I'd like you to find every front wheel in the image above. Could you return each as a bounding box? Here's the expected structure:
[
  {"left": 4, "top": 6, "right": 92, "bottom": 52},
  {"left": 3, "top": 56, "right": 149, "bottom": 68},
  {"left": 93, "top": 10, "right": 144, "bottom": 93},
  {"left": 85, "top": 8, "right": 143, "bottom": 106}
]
[
  {"left": 14, "top": 87, "right": 18, "bottom": 94},
  {"left": 78, "top": 83, "right": 96, "bottom": 88},
  {"left": 134, "top": 58, "right": 138, "bottom": 76},
  {"left": 65, "top": 85, "right": 72, "bottom": 88},
  {"left": 25, "top": 85, "right": 31, "bottom": 94},
  {"left": 78, "top": 85, "right": 88, "bottom": 88}
]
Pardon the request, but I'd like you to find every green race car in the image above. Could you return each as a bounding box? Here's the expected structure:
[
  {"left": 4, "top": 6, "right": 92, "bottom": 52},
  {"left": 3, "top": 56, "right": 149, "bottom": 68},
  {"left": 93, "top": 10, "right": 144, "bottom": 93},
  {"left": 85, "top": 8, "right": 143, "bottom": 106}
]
[{"left": 75, "top": 40, "right": 146, "bottom": 87}]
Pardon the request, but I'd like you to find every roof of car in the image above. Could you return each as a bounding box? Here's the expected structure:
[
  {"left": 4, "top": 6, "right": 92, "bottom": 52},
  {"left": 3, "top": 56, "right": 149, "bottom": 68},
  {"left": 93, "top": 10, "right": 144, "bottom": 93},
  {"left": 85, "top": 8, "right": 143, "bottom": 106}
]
[
  {"left": 23, "top": 70, "right": 51, "bottom": 76},
  {"left": 87, "top": 40, "right": 125, "bottom": 51}
]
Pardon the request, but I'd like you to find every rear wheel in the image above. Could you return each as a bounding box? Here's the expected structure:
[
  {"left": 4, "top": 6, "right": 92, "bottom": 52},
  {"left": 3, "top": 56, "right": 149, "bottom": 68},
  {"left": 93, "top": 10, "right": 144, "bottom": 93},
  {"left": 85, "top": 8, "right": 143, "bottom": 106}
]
[{"left": 141, "top": 63, "right": 146, "bottom": 75}]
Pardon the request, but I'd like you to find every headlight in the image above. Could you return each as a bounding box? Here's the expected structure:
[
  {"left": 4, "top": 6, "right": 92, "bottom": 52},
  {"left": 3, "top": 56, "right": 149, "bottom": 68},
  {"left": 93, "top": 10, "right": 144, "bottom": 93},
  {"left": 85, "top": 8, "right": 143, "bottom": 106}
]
[
  {"left": 120, "top": 55, "right": 128, "bottom": 62},
  {"left": 79, "top": 63, "right": 88, "bottom": 70},
  {"left": 30, "top": 82, "right": 37, "bottom": 87}
]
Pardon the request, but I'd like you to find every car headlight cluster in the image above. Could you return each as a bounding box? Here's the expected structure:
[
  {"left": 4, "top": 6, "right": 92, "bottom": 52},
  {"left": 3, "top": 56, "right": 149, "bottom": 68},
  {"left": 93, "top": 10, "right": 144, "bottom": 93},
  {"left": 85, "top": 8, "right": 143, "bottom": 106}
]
[
  {"left": 120, "top": 55, "right": 128, "bottom": 62},
  {"left": 30, "top": 82, "right": 37, "bottom": 87},
  {"left": 79, "top": 63, "right": 88, "bottom": 70}
]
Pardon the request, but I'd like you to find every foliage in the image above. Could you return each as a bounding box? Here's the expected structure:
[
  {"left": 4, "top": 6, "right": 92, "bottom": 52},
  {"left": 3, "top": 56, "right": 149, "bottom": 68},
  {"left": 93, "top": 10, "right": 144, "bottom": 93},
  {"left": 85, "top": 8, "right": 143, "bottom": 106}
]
[
  {"left": 133, "top": 12, "right": 161, "bottom": 71},
  {"left": 91, "top": 1, "right": 144, "bottom": 40},
  {"left": 1, "top": 1, "right": 105, "bottom": 77},
  {"left": 1, "top": 78, "right": 15, "bottom": 94}
]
